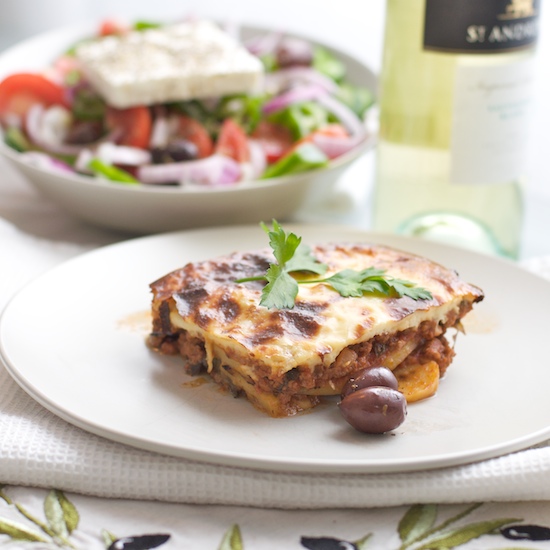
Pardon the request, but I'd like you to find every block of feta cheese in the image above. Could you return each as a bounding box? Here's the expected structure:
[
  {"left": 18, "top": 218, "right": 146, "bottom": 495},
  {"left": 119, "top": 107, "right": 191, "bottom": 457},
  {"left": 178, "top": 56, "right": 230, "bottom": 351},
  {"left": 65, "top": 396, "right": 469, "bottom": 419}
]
[{"left": 75, "top": 20, "right": 264, "bottom": 108}]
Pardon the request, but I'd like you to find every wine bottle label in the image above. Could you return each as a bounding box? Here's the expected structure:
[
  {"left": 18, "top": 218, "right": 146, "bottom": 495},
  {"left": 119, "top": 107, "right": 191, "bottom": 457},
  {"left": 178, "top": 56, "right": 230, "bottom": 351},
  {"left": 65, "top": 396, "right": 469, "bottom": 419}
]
[
  {"left": 449, "top": 58, "right": 533, "bottom": 185},
  {"left": 424, "top": 0, "right": 539, "bottom": 52}
]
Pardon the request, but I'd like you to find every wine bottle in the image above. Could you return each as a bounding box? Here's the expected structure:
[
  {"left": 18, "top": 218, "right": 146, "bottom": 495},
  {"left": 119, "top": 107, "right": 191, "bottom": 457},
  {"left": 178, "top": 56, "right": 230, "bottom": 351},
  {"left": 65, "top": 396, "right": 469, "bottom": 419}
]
[{"left": 372, "top": 0, "right": 540, "bottom": 258}]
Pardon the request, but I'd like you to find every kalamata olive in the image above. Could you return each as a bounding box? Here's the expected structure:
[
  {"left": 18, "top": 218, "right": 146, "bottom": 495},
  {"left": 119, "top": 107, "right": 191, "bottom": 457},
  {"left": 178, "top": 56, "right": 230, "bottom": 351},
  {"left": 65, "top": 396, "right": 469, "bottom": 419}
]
[
  {"left": 338, "top": 386, "right": 407, "bottom": 434},
  {"left": 341, "top": 366, "right": 399, "bottom": 398},
  {"left": 276, "top": 37, "right": 314, "bottom": 68},
  {"left": 151, "top": 139, "right": 198, "bottom": 164}
]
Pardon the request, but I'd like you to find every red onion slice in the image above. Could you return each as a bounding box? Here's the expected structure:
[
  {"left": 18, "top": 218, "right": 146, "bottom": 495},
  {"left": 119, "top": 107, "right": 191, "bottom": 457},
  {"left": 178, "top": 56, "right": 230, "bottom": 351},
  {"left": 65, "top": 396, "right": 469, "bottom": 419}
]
[
  {"left": 20, "top": 151, "right": 74, "bottom": 173},
  {"left": 264, "top": 67, "right": 338, "bottom": 95},
  {"left": 247, "top": 139, "right": 267, "bottom": 179},
  {"left": 245, "top": 31, "right": 283, "bottom": 57},
  {"left": 96, "top": 142, "right": 151, "bottom": 166},
  {"left": 74, "top": 148, "right": 94, "bottom": 173},
  {"left": 137, "top": 154, "right": 242, "bottom": 186},
  {"left": 149, "top": 114, "right": 171, "bottom": 149},
  {"left": 262, "top": 84, "right": 329, "bottom": 115},
  {"left": 315, "top": 94, "right": 367, "bottom": 139},
  {"left": 25, "top": 104, "right": 122, "bottom": 157},
  {"left": 310, "top": 132, "right": 364, "bottom": 159},
  {"left": 26, "top": 104, "right": 83, "bottom": 156}
]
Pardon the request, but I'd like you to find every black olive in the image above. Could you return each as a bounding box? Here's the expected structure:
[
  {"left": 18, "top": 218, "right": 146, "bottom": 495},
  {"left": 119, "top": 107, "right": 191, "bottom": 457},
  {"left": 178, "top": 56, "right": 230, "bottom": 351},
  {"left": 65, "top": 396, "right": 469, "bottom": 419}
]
[
  {"left": 341, "top": 366, "right": 398, "bottom": 399},
  {"left": 151, "top": 139, "right": 198, "bottom": 164},
  {"left": 338, "top": 386, "right": 407, "bottom": 434},
  {"left": 276, "top": 37, "right": 314, "bottom": 68}
]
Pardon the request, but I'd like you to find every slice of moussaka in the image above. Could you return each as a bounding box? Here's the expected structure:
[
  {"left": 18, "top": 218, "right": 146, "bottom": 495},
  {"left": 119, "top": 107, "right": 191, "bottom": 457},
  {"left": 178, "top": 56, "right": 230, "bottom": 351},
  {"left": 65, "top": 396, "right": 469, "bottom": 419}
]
[{"left": 147, "top": 242, "right": 484, "bottom": 417}]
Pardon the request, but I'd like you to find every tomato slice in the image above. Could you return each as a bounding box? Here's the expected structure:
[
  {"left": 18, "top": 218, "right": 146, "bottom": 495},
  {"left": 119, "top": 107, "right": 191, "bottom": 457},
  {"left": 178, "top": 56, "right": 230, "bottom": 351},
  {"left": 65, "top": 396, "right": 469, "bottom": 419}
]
[
  {"left": 291, "top": 123, "right": 350, "bottom": 158},
  {"left": 106, "top": 106, "right": 152, "bottom": 149},
  {"left": 295, "top": 123, "right": 349, "bottom": 148},
  {"left": 251, "top": 121, "right": 293, "bottom": 164},
  {"left": 0, "top": 73, "right": 67, "bottom": 119},
  {"left": 310, "top": 123, "right": 349, "bottom": 139},
  {"left": 98, "top": 19, "right": 130, "bottom": 36},
  {"left": 216, "top": 119, "right": 250, "bottom": 163},
  {"left": 177, "top": 115, "right": 214, "bottom": 159}
]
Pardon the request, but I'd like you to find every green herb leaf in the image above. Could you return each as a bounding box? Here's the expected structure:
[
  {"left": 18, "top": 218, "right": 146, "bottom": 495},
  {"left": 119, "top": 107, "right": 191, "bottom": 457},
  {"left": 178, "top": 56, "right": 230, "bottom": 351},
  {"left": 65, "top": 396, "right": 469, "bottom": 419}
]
[
  {"left": 261, "top": 264, "right": 299, "bottom": 310},
  {"left": 262, "top": 220, "right": 302, "bottom": 266},
  {"left": 317, "top": 268, "right": 387, "bottom": 298},
  {"left": 320, "top": 269, "right": 366, "bottom": 297},
  {"left": 310, "top": 267, "right": 433, "bottom": 303},
  {"left": 389, "top": 279, "right": 434, "bottom": 301},
  {"left": 241, "top": 221, "right": 433, "bottom": 309},
  {"left": 285, "top": 243, "right": 328, "bottom": 275},
  {"left": 257, "top": 221, "right": 328, "bottom": 308}
]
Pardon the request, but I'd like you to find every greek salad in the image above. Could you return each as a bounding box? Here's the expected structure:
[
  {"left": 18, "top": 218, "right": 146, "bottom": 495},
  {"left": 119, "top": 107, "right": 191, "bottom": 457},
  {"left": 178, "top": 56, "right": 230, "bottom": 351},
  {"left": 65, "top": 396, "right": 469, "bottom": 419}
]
[{"left": 0, "top": 19, "right": 375, "bottom": 187}]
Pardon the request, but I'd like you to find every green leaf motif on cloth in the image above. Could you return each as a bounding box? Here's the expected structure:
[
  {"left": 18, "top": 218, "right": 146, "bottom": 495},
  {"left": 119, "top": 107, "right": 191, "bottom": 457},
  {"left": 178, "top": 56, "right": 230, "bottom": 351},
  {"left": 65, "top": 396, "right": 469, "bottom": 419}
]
[
  {"left": 44, "top": 489, "right": 79, "bottom": 540},
  {"left": 398, "top": 504, "right": 438, "bottom": 546},
  {"left": 218, "top": 524, "right": 244, "bottom": 550},
  {"left": 0, "top": 488, "right": 548, "bottom": 549},
  {"left": 0, "top": 518, "right": 48, "bottom": 543},
  {"left": 416, "top": 518, "right": 523, "bottom": 549}
]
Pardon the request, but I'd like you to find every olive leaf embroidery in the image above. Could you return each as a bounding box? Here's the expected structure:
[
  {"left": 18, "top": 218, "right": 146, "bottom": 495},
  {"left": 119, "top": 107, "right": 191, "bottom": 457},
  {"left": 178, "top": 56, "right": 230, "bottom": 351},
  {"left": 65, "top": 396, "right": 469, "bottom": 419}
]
[
  {"left": 298, "top": 502, "right": 546, "bottom": 550},
  {"left": 2, "top": 488, "right": 550, "bottom": 549},
  {"left": 0, "top": 487, "right": 170, "bottom": 549},
  {"left": 218, "top": 524, "right": 244, "bottom": 550},
  {"left": 0, "top": 487, "right": 78, "bottom": 548}
]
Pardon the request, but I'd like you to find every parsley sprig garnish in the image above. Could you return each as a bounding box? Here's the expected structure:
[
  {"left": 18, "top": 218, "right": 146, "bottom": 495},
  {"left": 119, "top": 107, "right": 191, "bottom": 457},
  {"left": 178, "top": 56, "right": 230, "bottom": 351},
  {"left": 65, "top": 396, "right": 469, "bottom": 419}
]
[{"left": 236, "top": 221, "right": 433, "bottom": 309}]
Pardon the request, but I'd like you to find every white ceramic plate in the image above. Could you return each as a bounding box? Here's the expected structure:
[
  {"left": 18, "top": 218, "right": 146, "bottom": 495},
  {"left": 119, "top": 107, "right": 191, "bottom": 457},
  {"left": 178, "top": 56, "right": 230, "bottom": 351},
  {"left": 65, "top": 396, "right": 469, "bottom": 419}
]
[
  {"left": 1, "top": 224, "right": 549, "bottom": 474},
  {"left": 0, "top": 24, "right": 376, "bottom": 234}
]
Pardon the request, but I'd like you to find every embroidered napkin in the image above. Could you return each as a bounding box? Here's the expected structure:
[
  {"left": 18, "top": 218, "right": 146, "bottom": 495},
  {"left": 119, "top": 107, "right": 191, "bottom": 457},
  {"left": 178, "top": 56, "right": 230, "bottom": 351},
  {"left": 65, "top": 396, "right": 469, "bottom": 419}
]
[{"left": 1, "top": 217, "right": 550, "bottom": 509}]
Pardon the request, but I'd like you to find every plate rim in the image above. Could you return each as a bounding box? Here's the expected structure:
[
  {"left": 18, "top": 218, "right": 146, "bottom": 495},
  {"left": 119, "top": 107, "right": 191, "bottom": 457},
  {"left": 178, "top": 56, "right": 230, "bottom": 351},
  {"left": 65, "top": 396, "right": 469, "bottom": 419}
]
[{"left": 2, "top": 223, "right": 550, "bottom": 474}]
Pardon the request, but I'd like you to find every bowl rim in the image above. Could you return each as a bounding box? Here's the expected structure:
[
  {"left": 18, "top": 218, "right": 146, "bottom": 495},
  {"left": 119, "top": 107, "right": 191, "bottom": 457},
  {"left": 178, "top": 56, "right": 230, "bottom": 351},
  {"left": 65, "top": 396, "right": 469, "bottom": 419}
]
[{"left": 0, "top": 20, "right": 378, "bottom": 197}]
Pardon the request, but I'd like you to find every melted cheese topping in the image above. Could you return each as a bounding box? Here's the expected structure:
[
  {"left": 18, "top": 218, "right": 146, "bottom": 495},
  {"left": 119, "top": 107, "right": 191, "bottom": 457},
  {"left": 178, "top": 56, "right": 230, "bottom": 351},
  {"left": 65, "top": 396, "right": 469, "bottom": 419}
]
[{"left": 154, "top": 243, "right": 483, "bottom": 375}]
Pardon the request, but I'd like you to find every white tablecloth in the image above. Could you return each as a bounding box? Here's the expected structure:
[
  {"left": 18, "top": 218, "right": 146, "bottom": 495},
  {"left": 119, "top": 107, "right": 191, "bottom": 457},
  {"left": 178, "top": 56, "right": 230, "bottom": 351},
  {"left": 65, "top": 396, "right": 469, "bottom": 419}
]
[
  {"left": 2, "top": 201, "right": 550, "bottom": 548},
  {"left": 1, "top": 1, "right": 550, "bottom": 545}
]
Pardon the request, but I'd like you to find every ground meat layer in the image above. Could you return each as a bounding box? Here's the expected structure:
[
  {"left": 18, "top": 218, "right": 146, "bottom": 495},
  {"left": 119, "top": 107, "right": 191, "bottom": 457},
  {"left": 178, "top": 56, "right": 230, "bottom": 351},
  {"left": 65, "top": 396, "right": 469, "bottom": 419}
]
[{"left": 147, "top": 305, "right": 463, "bottom": 417}]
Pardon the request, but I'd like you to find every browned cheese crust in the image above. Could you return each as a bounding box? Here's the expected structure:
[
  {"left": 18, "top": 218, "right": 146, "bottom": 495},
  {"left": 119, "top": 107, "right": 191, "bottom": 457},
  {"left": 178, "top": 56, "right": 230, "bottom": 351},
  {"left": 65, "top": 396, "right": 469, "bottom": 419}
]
[{"left": 147, "top": 243, "right": 484, "bottom": 417}]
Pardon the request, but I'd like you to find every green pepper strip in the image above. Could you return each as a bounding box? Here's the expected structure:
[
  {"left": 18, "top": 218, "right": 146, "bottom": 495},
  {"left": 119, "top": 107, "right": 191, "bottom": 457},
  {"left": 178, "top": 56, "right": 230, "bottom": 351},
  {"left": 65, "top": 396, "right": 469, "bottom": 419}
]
[
  {"left": 269, "top": 101, "right": 329, "bottom": 140},
  {"left": 261, "top": 142, "right": 328, "bottom": 179},
  {"left": 88, "top": 158, "right": 140, "bottom": 184},
  {"left": 4, "top": 127, "right": 31, "bottom": 152}
]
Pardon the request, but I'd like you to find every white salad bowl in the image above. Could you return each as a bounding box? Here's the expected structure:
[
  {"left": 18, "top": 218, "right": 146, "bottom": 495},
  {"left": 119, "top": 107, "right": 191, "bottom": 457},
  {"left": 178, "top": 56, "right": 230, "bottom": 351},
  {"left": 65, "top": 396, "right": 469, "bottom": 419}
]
[{"left": 0, "top": 23, "right": 377, "bottom": 234}]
